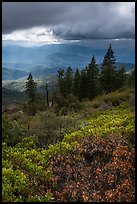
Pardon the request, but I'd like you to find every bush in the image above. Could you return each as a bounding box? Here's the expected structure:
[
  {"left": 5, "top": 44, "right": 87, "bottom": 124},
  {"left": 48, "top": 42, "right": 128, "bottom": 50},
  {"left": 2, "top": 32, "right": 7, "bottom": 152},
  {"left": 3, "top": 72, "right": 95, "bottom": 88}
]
[
  {"left": 23, "top": 102, "right": 37, "bottom": 115},
  {"left": 23, "top": 95, "right": 47, "bottom": 115},
  {"left": 2, "top": 142, "right": 55, "bottom": 202},
  {"left": 128, "top": 95, "right": 135, "bottom": 107},
  {"left": 98, "top": 102, "right": 113, "bottom": 110},
  {"left": 16, "top": 136, "right": 38, "bottom": 149},
  {"left": 92, "top": 102, "right": 100, "bottom": 108},
  {"left": 68, "top": 100, "right": 82, "bottom": 112},
  {"left": 54, "top": 94, "right": 82, "bottom": 115},
  {"left": 102, "top": 89, "right": 132, "bottom": 106},
  {"left": 2, "top": 114, "right": 25, "bottom": 146},
  {"left": 26, "top": 110, "right": 81, "bottom": 148},
  {"left": 49, "top": 135, "right": 135, "bottom": 202}
]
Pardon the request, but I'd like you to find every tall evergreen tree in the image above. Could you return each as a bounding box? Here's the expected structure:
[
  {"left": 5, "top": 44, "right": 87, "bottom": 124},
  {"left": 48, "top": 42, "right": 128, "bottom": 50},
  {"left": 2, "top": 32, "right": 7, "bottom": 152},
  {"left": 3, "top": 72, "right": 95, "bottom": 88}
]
[
  {"left": 78, "top": 69, "right": 88, "bottom": 101},
  {"left": 72, "top": 68, "right": 81, "bottom": 96},
  {"left": 45, "top": 82, "right": 49, "bottom": 106},
  {"left": 57, "top": 68, "right": 65, "bottom": 97},
  {"left": 26, "top": 73, "right": 37, "bottom": 103},
  {"left": 99, "top": 44, "right": 117, "bottom": 93},
  {"left": 87, "top": 55, "right": 99, "bottom": 99},
  {"left": 115, "top": 65, "right": 126, "bottom": 89},
  {"left": 65, "top": 66, "right": 73, "bottom": 96}
]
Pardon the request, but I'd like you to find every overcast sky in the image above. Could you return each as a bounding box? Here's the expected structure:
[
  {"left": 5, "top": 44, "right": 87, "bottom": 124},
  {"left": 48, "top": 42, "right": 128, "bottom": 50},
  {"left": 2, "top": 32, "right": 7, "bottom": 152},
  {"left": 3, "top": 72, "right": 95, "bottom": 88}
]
[{"left": 2, "top": 2, "right": 135, "bottom": 46}]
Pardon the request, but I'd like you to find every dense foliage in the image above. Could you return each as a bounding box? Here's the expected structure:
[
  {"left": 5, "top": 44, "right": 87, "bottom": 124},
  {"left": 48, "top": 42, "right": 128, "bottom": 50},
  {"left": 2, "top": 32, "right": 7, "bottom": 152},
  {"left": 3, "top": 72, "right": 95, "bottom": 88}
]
[
  {"left": 2, "top": 87, "right": 135, "bottom": 202},
  {"left": 50, "top": 134, "right": 135, "bottom": 202}
]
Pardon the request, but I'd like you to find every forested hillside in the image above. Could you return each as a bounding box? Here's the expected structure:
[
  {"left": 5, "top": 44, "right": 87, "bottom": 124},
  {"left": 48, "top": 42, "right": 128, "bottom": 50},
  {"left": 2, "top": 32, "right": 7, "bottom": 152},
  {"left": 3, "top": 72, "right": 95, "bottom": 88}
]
[{"left": 2, "top": 45, "right": 135, "bottom": 202}]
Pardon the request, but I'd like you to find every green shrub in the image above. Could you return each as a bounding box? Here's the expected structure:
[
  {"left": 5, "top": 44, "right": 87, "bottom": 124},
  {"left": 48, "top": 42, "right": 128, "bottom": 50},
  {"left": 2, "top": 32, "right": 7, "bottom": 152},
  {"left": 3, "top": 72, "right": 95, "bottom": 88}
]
[
  {"left": 26, "top": 193, "right": 54, "bottom": 202},
  {"left": 16, "top": 136, "right": 38, "bottom": 149},
  {"left": 92, "top": 102, "right": 100, "bottom": 108},
  {"left": 2, "top": 114, "right": 25, "bottom": 146}
]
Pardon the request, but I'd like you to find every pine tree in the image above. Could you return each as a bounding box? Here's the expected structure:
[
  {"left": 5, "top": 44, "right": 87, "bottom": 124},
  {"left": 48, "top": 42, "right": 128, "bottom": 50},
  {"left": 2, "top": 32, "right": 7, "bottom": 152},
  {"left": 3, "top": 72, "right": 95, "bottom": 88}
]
[
  {"left": 65, "top": 66, "right": 73, "bottom": 96},
  {"left": 72, "top": 68, "right": 81, "bottom": 97},
  {"left": 99, "top": 44, "right": 117, "bottom": 93},
  {"left": 78, "top": 69, "right": 88, "bottom": 101},
  {"left": 26, "top": 73, "right": 37, "bottom": 103},
  {"left": 87, "top": 55, "right": 99, "bottom": 99},
  {"left": 57, "top": 68, "right": 65, "bottom": 97},
  {"left": 115, "top": 65, "right": 126, "bottom": 89},
  {"left": 45, "top": 82, "right": 49, "bottom": 106}
]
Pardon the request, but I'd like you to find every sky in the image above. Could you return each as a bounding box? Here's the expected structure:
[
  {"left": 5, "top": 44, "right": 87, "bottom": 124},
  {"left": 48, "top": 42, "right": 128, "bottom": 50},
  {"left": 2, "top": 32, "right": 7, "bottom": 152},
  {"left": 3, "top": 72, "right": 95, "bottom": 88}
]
[{"left": 2, "top": 2, "right": 135, "bottom": 48}]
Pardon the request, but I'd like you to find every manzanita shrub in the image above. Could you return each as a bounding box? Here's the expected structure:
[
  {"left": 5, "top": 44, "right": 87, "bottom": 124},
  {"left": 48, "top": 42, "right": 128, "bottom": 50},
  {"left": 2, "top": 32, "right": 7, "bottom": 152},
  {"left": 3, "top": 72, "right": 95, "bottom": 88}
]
[
  {"left": 2, "top": 141, "right": 55, "bottom": 202},
  {"left": 49, "top": 134, "right": 135, "bottom": 202}
]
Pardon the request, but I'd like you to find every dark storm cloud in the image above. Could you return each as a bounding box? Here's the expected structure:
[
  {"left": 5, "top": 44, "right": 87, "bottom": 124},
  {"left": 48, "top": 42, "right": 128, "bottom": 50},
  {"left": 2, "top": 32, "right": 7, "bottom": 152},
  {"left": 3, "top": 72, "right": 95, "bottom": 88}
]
[
  {"left": 2, "top": 2, "right": 69, "bottom": 33},
  {"left": 2, "top": 2, "right": 135, "bottom": 39}
]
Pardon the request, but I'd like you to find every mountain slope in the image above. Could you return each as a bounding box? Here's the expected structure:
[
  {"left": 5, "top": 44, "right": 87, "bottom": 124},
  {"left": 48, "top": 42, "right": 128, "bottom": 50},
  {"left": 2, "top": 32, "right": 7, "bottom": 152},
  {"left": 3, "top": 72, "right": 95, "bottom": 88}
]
[
  {"left": 2, "top": 61, "right": 135, "bottom": 81},
  {"left": 2, "top": 44, "right": 92, "bottom": 70},
  {"left": 2, "top": 44, "right": 134, "bottom": 72},
  {"left": 2, "top": 87, "right": 26, "bottom": 106},
  {"left": 2, "top": 67, "right": 29, "bottom": 80}
]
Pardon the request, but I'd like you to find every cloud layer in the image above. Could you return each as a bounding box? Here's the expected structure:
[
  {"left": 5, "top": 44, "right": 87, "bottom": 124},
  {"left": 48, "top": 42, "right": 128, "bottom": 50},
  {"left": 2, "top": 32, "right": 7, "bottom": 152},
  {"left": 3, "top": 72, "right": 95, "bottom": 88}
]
[{"left": 2, "top": 2, "right": 135, "bottom": 40}]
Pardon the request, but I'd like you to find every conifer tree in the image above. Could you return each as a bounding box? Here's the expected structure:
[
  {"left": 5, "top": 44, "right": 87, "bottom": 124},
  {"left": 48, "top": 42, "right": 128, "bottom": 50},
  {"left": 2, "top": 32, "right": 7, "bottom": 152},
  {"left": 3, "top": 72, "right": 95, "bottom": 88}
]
[
  {"left": 45, "top": 82, "right": 49, "bottom": 106},
  {"left": 65, "top": 66, "right": 73, "bottom": 96},
  {"left": 87, "top": 55, "right": 99, "bottom": 99},
  {"left": 72, "top": 68, "right": 81, "bottom": 97},
  {"left": 78, "top": 69, "right": 88, "bottom": 100},
  {"left": 99, "top": 44, "right": 117, "bottom": 93},
  {"left": 57, "top": 68, "right": 65, "bottom": 97},
  {"left": 115, "top": 65, "right": 126, "bottom": 89},
  {"left": 26, "top": 73, "right": 37, "bottom": 103}
]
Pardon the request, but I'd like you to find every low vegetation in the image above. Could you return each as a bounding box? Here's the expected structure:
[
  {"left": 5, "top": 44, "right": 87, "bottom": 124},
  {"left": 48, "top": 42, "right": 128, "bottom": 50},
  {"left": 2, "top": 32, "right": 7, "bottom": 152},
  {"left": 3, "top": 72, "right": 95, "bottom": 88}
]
[{"left": 2, "top": 87, "right": 135, "bottom": 202}]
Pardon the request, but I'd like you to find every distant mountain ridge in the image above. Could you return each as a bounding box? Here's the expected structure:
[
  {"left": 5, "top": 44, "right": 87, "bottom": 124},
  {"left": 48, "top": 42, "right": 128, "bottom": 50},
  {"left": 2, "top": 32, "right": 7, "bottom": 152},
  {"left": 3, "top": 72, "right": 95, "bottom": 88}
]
[
  {"left": 2, "top": 44, "right": 134, "bottom": 69},
  {"left": 2, "top": 62, "right": 134, "bottom": 81},
  {"left": 98, "top": 62, "right": 135, "bottom": 71},
  {"left": 2, "top": 67, "right": 29, "bottom": 80},
  {"left": 2, "top": 44, "right": 92, "bottom": 70},
  {"left": 2, "top": 44, "right": 134, "bottom": 80},
  {"left": 115, "top": 62, "right": 135, "bottom": 71}
]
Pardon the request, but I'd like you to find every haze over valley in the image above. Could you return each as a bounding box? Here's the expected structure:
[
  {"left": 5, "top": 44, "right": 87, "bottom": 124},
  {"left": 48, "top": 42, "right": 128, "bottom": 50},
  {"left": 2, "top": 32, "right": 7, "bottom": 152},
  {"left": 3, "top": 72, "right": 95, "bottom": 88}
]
[{"left": 2, "top": 43, "right": 135, "bottom": 84}]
